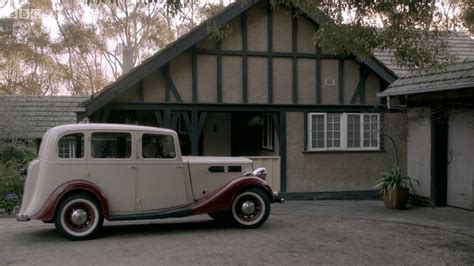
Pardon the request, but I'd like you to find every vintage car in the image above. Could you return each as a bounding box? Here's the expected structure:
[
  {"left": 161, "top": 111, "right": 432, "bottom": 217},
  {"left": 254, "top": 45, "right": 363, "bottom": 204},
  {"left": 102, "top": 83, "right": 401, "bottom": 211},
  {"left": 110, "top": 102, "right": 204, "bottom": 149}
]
[{"left": 17, "top": 124, "right": 283, "bottom": 240}]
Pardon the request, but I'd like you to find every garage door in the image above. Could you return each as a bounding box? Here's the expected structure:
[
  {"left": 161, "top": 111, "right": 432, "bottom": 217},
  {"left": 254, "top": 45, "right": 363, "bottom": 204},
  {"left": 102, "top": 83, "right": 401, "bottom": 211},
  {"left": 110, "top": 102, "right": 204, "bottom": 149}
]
[{"left": 447, "top": 110, "right": 474, "bottom": 210}]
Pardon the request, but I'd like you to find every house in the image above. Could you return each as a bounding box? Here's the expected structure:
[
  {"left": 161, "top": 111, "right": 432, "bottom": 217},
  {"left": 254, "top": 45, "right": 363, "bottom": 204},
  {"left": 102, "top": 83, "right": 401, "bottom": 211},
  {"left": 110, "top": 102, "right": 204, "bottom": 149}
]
[
  {"left": 378, "top": 60, "right": 474, "bottom": 210},
  {"left": 0, "top": 96, "right": 88, "bottom": 152},
  {"left": 78, "top": 0, "right": 405, "bottom": 196}
]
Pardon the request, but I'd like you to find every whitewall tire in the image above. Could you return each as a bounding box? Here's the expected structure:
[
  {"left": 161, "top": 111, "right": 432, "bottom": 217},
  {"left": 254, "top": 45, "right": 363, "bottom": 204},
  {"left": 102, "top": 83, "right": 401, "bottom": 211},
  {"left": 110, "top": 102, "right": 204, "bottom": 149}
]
[
  {"left": 231, "top": 188, "right": 270, "bottom": 228},
  {"left": 54, "top": 193, "right": 103, "bottom": 240}
]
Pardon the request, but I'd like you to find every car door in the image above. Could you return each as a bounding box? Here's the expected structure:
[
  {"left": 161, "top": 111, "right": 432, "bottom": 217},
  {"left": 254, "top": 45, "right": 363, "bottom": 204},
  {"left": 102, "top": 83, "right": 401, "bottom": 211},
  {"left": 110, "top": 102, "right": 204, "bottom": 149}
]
[
  {"left": 87, "top": 131, "right": 136, "bottom": 215},
  {"left": 135, "top": 133, "right": 190, "bottom": 212}
]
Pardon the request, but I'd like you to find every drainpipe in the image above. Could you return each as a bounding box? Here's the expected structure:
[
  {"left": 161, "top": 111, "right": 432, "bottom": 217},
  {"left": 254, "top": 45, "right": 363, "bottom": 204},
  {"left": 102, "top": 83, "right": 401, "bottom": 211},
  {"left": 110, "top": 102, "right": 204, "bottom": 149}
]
[{"left": 387, "top": 96, "right": 391, "bottom": 109}]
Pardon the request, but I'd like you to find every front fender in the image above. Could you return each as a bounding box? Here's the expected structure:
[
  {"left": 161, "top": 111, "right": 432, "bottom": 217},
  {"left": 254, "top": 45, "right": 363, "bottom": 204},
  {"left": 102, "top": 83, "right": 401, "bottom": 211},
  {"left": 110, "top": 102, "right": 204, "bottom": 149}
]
[
  {"left": 30, "top": 180, "right": 110, "bottom": 221},
  {"left": 191, "top": 176, "right": 274, "bottom": 215}
]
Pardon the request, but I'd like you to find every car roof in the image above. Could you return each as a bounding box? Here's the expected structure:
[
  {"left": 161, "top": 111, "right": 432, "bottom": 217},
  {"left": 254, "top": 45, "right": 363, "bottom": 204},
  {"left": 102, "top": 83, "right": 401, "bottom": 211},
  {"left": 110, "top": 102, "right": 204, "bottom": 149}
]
[{"left": 44, "top": 123, "right": 177, "bottom": 136}]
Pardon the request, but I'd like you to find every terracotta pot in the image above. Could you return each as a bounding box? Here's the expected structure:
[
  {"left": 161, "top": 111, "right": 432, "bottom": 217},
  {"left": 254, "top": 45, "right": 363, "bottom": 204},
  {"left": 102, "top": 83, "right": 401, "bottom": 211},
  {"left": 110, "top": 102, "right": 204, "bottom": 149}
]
[{"left": 383, "top": 187, "right": 409, "bottom": 209}]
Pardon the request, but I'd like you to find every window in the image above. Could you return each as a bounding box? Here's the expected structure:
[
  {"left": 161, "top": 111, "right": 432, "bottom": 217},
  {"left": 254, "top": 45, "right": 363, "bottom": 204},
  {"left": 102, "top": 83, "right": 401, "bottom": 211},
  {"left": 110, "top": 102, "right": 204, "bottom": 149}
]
[
  {"left": 307, "top": 113, "right": 380, "bottom": 151},
  {"left": 91, "top": 132, "right": 131, "bottom": 159},
  {"left": 262, "top": 113, "right": 274, "bottom": 150},
  {"left": 58, "top": 133, "right": 84, "bottom": 159},
  {"left": 142, "top": 134, "right": 176, "bottom": 159}
]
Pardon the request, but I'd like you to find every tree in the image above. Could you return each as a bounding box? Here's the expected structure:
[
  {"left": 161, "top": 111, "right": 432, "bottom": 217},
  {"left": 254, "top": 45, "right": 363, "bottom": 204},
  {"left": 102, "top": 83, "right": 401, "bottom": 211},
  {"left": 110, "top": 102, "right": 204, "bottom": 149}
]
[{"left": 268, "top": 0, "right": 473, "bottom": 71}]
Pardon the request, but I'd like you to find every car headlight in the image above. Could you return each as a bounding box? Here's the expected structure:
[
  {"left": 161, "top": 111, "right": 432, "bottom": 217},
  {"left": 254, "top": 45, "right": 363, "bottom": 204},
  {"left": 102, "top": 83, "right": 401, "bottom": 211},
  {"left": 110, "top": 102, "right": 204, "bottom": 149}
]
[{"left": 252, "top": 167, "right": 267, "bottom": 180}]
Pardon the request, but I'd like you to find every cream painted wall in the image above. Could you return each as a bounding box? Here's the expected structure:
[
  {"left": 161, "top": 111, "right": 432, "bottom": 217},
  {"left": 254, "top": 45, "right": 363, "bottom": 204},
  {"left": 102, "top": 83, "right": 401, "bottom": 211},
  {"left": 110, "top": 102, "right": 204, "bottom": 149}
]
[
  {"left": 297, "top": 59, "right": 316, "bottom": 104},
  {"left": 143, "top": 70, "right": 165, "bottom": 102},
  {"left": 202, "top": 113, "right": 231, "bottom": 156},
  {"left": 272, "top": 8, "right": 292, "bottom": 52},
  {"left": 170, "top": 54, "right": 192, "bottom": 102},
  {"left": 344, "top": 60, "right": 359, "bottom": 104},
  {"left": 222, "top": 56, "right": 243, "bottom": 103},
  {"left": 197, "top": 55, "right": 217, "bottom": 102},
  {"left": 273, "top": 58, "right": 292, "bottom": 103},
  {"left": 321, "top": 59, "right": 339, "bottom": 104},
  {"left": 365, "top": 73, "right": 380, "bottom": 105},
  {"left": 297, "top": 17, "right": 316, "bottom": 53},
  {"left": 247, "top": 1, "right": 268, "bottom": 52},
  {"left": 286, "top": 112, "right": 407, "bottom": 192},
  {"left": 248, "top": 57, "right": 268, "bottom": 103},
  {"left": 407, "top": 107, "right": 432, "bottom": 198},
  {"left": 222, "top": 17, "right": 242, "bottom": 50}
]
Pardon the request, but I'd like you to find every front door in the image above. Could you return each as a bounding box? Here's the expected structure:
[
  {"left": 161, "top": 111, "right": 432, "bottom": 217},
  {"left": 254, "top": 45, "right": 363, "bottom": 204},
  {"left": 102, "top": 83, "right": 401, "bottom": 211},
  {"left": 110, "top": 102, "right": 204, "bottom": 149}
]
[
  {"left": 447, "top": 110, "right": 474, "bottom": 210},
  {"left": 136, "top": 133, "right": 190, "bottom": 212}
]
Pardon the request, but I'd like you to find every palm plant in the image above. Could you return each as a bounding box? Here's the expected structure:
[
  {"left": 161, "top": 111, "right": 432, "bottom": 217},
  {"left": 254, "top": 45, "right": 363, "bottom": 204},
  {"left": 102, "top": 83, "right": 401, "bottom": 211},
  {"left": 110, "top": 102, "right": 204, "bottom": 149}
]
[{"left": 375, "top": 167, "right": 419, "bottom": 193}]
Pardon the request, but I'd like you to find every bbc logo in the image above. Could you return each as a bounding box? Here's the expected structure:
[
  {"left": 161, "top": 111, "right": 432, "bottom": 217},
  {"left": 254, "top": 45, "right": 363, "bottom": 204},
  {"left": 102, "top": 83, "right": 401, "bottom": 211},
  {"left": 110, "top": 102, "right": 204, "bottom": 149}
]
[{"left": 9, "top": 9, "right": 42, "bottom": 20}]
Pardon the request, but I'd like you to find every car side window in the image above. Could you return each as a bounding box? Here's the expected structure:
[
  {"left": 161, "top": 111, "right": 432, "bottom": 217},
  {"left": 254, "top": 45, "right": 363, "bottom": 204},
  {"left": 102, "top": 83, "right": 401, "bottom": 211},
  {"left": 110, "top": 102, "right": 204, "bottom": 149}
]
[
  {"left": 58, "top": 133, "right": 84, "bottom": 159},
  {"left": 91, "top": 132, "right": 131, "bottom": 159},
  {"left": 142, "top": 134, "right": 176, "bottom": 159}
]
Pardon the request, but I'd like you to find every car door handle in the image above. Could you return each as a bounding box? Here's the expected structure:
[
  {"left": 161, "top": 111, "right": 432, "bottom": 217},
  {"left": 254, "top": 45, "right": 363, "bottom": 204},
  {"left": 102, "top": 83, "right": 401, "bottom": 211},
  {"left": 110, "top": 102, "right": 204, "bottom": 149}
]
[
  {"left": 128, "top": 166, "right": 136, "bottom": 169},
  {"left": 177, "top": 165, "right": 183, "bottom": 169}
]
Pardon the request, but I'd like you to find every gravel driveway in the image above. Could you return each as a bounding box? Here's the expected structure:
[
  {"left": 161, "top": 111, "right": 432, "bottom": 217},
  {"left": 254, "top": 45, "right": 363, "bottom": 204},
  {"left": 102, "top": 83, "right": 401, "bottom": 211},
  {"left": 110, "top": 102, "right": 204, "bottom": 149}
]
[{"left": 1, "top": 200, "right": 472, "bottom": 265}]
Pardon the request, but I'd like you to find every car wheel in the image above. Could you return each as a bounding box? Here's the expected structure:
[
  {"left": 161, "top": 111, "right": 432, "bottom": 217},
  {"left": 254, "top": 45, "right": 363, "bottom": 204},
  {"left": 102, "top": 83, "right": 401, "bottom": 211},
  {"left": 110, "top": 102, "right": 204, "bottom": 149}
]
[
  {"left": 54, "top": 193, "right": 103, "bottom": 240},
  {"left": 231, "top": 188, "right": 270, "bottom": 228}
]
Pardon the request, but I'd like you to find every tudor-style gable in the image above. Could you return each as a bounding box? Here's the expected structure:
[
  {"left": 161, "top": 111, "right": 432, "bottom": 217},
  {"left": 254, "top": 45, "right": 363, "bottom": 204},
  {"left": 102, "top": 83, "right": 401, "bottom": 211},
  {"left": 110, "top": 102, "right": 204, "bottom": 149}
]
[{"left": 83, "top": 0, "right": 396, "bottom": 118}]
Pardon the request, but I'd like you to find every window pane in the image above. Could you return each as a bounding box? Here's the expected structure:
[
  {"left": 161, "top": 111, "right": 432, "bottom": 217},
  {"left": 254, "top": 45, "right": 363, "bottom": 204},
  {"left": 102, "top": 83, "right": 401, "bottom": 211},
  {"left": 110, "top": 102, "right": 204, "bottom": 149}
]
[
  {"left": 262, "top": 113, "right": 274, "bottom": 150},
  {"left": 92, "top": 133, "right": 131, "bottom": 159},
  {"left": 326, "top": 114, "right": 341, "bottom": 149},
  {"left": 58, "top": 133, "right": 84, "bottom": 159},
  {"left": 347, "top": 115, "right": 361, "bottom": 148},
  {"left": 362, "top": 114, "right": 379, "bottom": 148},
  {"left": 311, "top": 114, "right": 325, "bottom": 148},
  {"left": 142, "top": 134, "right": 176, "bottom": 159}
]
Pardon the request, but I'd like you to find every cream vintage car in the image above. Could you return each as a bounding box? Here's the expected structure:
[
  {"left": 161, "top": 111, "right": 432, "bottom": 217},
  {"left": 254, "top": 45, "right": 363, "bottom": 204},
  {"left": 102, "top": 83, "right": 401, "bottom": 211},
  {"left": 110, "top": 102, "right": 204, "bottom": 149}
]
[{"left": 17, "top": 124, "right": 283, "bottom": 240}]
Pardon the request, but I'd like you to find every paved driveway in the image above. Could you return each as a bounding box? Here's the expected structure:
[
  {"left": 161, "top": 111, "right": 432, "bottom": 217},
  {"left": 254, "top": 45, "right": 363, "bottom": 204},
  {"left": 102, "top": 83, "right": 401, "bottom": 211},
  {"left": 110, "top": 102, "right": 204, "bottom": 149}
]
[{"left": 1, "top": 201, "right": 473, "bottom": 265}]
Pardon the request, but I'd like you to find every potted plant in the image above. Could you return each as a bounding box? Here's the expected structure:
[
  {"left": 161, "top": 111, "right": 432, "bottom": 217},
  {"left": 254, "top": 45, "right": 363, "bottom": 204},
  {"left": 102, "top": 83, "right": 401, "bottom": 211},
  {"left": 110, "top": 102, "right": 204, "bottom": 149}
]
[{"left": 375, "top": 167, "right": 419, "bottom": 209}]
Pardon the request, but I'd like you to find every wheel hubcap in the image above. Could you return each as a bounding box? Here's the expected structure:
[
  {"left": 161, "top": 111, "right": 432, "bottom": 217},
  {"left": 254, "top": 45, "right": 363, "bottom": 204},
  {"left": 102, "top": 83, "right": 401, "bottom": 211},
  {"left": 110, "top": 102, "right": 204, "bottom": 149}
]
[
  {"left": 241, "top": 201, "right": 256, "bottom": 215},
  {"left": 71, "top": 209, "right": 87, "bottom": 225}
]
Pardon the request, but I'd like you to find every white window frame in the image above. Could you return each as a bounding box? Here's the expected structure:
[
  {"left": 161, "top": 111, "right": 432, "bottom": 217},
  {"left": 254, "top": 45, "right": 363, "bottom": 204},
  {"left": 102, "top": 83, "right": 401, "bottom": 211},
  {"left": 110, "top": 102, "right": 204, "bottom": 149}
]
[
  {"left": 307, "top": 112, "right": 380, "bottom": 151},
  {"left": 262, "top": 113, "right": 274, "bottom": 151}
]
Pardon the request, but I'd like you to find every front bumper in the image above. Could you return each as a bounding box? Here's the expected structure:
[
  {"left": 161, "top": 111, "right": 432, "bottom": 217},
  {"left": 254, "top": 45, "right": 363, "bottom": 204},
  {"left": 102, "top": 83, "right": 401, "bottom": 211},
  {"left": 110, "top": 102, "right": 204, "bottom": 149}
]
[
  {"left": 273, "top": 191, "right": 285, "bottom": 204},
  {"left": 16, "top": 214, "right": 30, "bottom": 222}
]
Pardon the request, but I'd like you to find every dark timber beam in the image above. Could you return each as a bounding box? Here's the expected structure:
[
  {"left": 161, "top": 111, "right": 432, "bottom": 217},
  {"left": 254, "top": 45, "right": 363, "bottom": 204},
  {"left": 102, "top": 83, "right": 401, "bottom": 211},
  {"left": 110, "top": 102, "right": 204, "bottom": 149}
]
[
  {"left": 198, "top": 112, "right": 207, "bottom": 137},
  {"left": 242, "top": 12, "right": 248, "bottom": 103},
  {"left": 292, "top": 10, "right": 298, "bottom": 104},
  {"left": 350, "top": 65, "right": 370, "bottom": 104},
  {"left": 267, "top": 3, "right": 273, "bottom": 104},
  {"left": 162, "top": 63, "right": 183, "bottom": 103},
  {"left": 153, "top": 111, "right": 163, "bottom": 126},
  {"left": 138, "top": 80, "right": 144, "bottom": 102},
  {"left": 338, "top": 59, "right": 344, "bottom": 104},
  {"left": 163, "top": 109, "right": 171, "bottom": 128},
  {"left": 195, "top": 49, "right": 352, "bottom": 60},
  {"left": 217, "top": 41, "right": 223, "bottom": 103},
  {"left": 100, "top": 109, "right": 111, "bottom": 123},
  {"left": 316, "top": 47, "right": 322, "bottom": 104},
  {"left": 108, "top": 103, "right": 393, "bottom": 113},
  {"left": 279, "top": 111, "right": 287, "bottom": 192},
  {"left": 191, "top": 45, "right": 198, "bottom": 103}
]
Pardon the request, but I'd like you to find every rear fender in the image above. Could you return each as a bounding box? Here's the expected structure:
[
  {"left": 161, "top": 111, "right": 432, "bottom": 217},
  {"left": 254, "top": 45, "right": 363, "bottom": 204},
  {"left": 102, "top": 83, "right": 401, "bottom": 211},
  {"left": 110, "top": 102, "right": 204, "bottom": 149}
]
[
  {"left": 31, "top": 180, "right": 110, "bottom": 221},
  {"left": 191, "top": 176, "right": 273, "bottom": 215}
]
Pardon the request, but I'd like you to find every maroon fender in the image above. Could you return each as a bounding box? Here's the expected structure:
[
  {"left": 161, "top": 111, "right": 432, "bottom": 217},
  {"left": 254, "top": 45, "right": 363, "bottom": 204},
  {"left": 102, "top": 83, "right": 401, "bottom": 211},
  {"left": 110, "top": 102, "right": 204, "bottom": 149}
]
[
  {"left": 31, "top": 180, "right": 110, "bottom": 221},
  {"left": 191, "top": 176, "right": 274, "bottom": 215}
]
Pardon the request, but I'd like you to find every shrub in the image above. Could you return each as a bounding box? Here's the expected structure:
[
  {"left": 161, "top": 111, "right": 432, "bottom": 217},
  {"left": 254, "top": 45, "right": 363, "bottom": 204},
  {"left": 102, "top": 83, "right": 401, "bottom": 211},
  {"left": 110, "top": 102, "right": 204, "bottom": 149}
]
[{"left": 0, "top": 144, "right": 35, "bottom": 214}]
